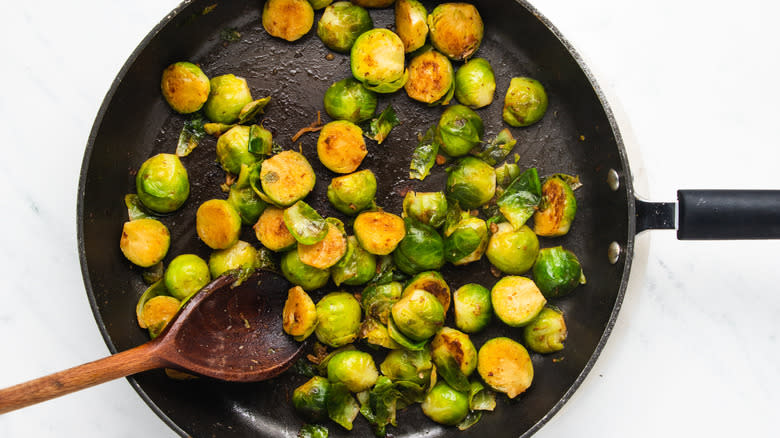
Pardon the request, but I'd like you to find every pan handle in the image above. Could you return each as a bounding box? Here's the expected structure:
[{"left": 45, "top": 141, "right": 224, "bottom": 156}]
[{"left": 637, "top": 190, "right": 780, "bottom": 239}]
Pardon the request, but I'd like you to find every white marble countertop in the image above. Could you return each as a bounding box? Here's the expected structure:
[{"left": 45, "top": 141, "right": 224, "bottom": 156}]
[{"left": 1, "top": 0, "right": 778, "bottom": 436}]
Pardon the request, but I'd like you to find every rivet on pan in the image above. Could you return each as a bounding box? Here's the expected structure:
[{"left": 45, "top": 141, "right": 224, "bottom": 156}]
[
  {"left": 608, "top": 242, "right": 621, "bottom": 264},
  {"left": 607, "top": 168, "right": 620, "bottom": 192}
]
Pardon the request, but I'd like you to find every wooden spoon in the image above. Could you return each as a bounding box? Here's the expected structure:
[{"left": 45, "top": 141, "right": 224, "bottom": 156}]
[{"left": 0, "top": 270, "right": 306, "bottom": 414}]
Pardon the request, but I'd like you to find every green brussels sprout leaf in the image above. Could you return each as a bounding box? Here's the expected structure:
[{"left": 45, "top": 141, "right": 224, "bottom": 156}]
[
  {"left": 387, "top": 316, "right": 428, "bottom": 351},
  {"left": 255, "top": 246, "right": 279, "bottom": 273},
  {"left": 327, "top": 383, "right": 360, "bottom": 431},
  {"left": 442, "top": 200, "right": 469, "bottom": 237},
  {"left": 434, "top": 353, "right": 470, "bottom": 392},
  {"left": 457, "top": 411, "right": 482, "bottom": 431},
  {"left": 361, "top": 282, "right": 402, "bottom": 325},
  {"left": 291, "top": 358, "right": 318, "bottom": 378},
  {"left": 470, "top": 128, "right": 517, "bottom": 165},
  {"left": 468, "top": 380, "right": 496, "bottom": 411},
  {"left": 203, "top": 122, "right": 235, "bottom": 136},
  {"left": 548, "top": 173, "right": 583, "bottom": 191},
  {"left": 228, "top": 164, "right": 268, "bottom": 225},
  {"left": 176, "top": 114, "right": 206, "bottom": 157},
  {"left": 365, "top": 105, "right": 400, "bottom": 144},
  {"left": 497, "top": 167, "right": 541, "bottom": 229},
  {"left": 409, "top": 125, "right": 440, "bottom": 180},
  {"left": 359, "top": 318, "right": 401, "bottom": 349},
  {"left": 248, "top": 124, "right": 273, "bottom": 155},
  {"left": 393, "top": 218, "right": 445, "bottom": 275},
  {"left": 219, "top": 27, "right": 242, "bottom": 42},
  {"left": 283, "top": 201, "right": 329, "bottom": 245},
  {"left": 444, "top": 225, "right": 483, "bottom": 264},
  {"left": 370, "top": 255, "right": 407, "bottom": 286},
  {"left": 237, "top": 96, "right": 271, "bottom": 125},
  {"left": 367, "top": 376, "right": 401, "bottom": 435},
  {"left": 495, "top": 162, "right": 521, "bottom": 193},
  {"left": 124, "top": 194, "right": 153, "bottom": 221},
  {"left": 298, "top": 424, "right": 329, "bottom": 438},
  {"left": 142, "top": 261, "right": 165, "bottom": 285}
]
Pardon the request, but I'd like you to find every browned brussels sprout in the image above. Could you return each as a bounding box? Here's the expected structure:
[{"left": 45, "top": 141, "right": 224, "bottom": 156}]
[
  {"left": 283, "top": 286, "right": 318, "bottom": 341},
  {"left": 260, "top": 150, "right": 316, "bottom": 207},
  {"left": 160, "top": 62, "right": 210, "bottom": 114},
  {"left": 253, "top": 206, "right": 297, "bottom": 252},
  {"left": 477, "top": 337, "right": 533, "bottom": 399},
  {"left": 491, "top": 275, "right": 546, "bottom": 327},
  {"left": 119, "top": 218, "right": 170, "bottom": 268},
  {"left": 354, "top": 211, "right": 406, "bottom": 255},
  {"left": 404, "top": 49, "right": 455, "bottom": 105},
  {"left": 196, "top": 199, "right": 242, "bottom": 250},
  {"left": 395, "top": 0, "right": 428, "bottom": 53},
  {"left": 430, "top": 327, "right": 477, "bottom": 392},
  {"left": 402, "top": 271, "right": 451, "bottom": 314},
  {"left": 523, "top": 305, "right": 567, "bottom": 354},
  {"left": 262, "top": 0, "right": 315, "bottom": 42},
  {"left": 317, "top": 120, "right": 368, "bottom": 174},
  {"left": 427, "top": 3, "right": 484, "bottom": 61},
  {"left": 533, "top": 176, "right": 578, "bottom": 237}
]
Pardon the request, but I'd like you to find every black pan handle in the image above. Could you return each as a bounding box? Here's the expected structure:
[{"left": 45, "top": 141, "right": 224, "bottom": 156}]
[{"left": 636, "top": 190, "right": 780, "bottom": 239}]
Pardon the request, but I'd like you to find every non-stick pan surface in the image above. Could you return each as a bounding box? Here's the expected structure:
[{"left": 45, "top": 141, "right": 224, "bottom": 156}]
[{"left": 78, "top": 0, "right": 634, "bottom": 436}]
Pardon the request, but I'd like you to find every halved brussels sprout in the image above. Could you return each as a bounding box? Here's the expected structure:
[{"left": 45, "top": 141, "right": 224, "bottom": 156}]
[
  {"left": 260, "top": 150, "right": 316, "bottom": 207},
  {"left": 351, "top": 29, "right": 408, "bottom": 93},
  {"left": 280, "top": 249, "right": 330, "bottom": 290},
  {"left": 323, "top": 78, "right": 377, "bottom": 124},
  {"left": 119, "top": 218, "right": 170, "bottom": 268},
  {"left": 404, "top": 50, "right": 454, "bottom": 105},
  {"left": 534, "top": 176, "right": 578, "bottom": 237},
  {"left": 253, "top": 206, "right": 297, "bottom": 251},
  {"left": 523, "top": 305, "right": 567, "bottom": 354},
  {"left": 208, "top": 240, "right": 259, "bottom": 278},
  {"left": 283, "top": 286, "right": 318, "bottom": 340},
  {"left": 362, "top": 281, "right": 402, "bottom": 324},
  {"left": 351, "top": 0, "right": 395, "bottom": 7},
  {"left": 196, "top": 199, "right": 242, "bottom": 250},
  {"left": 395, "top": 0, "right": 428, "bottom": 53},
  {"left": 427, "top": 3, "right": 484, "bottom": 61},
  {"left": 393, "top": 218, "right": 445, "bottom": 275},
  {"left": 136, "top": 153, "right": 190, "bottom": 213},
  {"left": 391, "top": 289, "right": 445, "bottom": 341},
  {"left": 486, "top": 222, "right": 539, "bottom": 275},
  {"left": 402, "top": 271, "right": 450, "bottom": 314},
  {"left": 293, "top": 376, "right": 331, "bottom": 422},
  {"left": 216, "top": 125, "right": 255, "bottom": 175},
  {"left": 136, "top": 280, "right": 168, "bottom": 327},
  {"left": 331, "top": 236, "right": 377, "bottom": 286},
  {"left": 262, "top": 0, "right": 314, "bottom": 42},
  {"left": 354, "top": 211, "right": 406, "bottom": 255},
  {"left": 160, "top": 62, "right": 210, "bottom": 114},
  {"left": 327, "top": 350, "right": 379, "bottom": 392},
  {"left": 327, "top": 169, "right": 377, "bottom": 215},
  {"left": 317, "top": 2, "right": 373, "bottom": 53},
  {"left": 453, "top": 283, "right": 491, "bottom": 333},
  {"left": 421, "top": 381, "right": 469, "bottom": 426},
  {"left": 228, "top": 164, "right": 267, "bottom": 225},
  {"left": 204, "top": 74, "right": 253, "bottom": 124},
  {"left": 359, "top": 317, "right": 400, "bottom": 349},
  {"left": 503, "top": 77, "right": 548, "bottom": 127},
  {"left": 491, "top": 275, "right": 546, "bottom": 327},
  {"left": 430, "top": 327, "right": 477, "bottom": 392},
  {"left": 163, "top": 254, "right": 210, "bottom": 300},
  {"left": 402, "top": 191, "right": 448, "bottom": 228},
  {"left": 283, "top": 200, "right": 329, "bottom": 245},
  {"left": 454, "top": 58, "right": 495, "bottom": 109},
  {"left": 297, "top": 219, "right": 348, "bottom": 269},
  {"left": 327, "top": 382, "right": 360, "bottom": 430},
  {"left": 477, "top": 337, "right": 533, "bottom": 398},
  {"left": 444, "top": 216, "right": 488, "bottom": 266},
  {"left": 317, "top": 120, "right": 367, "bottom": 174},
  {"left": 437, "top": 105, "right": 484, "bottom": 157},
  {"left": 139, "top": 295, "right": 181, "bottom": 339},
  {"left": 533, "top": 246, "right": 585, "bottom": 298},
  {"left": 446, "top": 156, "right": 496, "bottom": 209},
  {"left": 380, "top": 348, "right": 433, "bottom": 387},
  {"left": 315, "top": 292, "right": 362, "bottom": 347}
]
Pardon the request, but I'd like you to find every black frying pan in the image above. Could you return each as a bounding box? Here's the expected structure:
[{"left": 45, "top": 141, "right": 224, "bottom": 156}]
[{"left": 76, "top": 0, "right": 779, "bottom": 436}]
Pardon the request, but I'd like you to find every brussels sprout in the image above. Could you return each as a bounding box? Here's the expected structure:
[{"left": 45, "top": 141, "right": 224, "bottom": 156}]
[
  {"left": 298, "top": 219, "right": 348, "bottom": 269},
  {"left": 523, "top": 305, "right": 567, "bottom": 354},
  {"left": 486, "top": 222, "right": 539, "bottom": 275},
  {"left": 196, "top": 199, "right": 242, "bottom": 250},
  {"left": 362, "top": 281, "right": 402, "bottom": 324},
  {"left": 437, "top": 105, "right": 484, "bottom": 157},
  {"left": 293, "top": 376, "right": 331, "bottom": 422},
  {"left": 444, "top": 216, "right": 488, "bottom": 266},
  {"left": 533, "top": 246, "right": 585, "bottom": 298},
  {"left": 402, "top": 191, "right": 448, "bottom": 228},
  {"left": 454, "top": 58, "right": 495, "bottom": 109},
  {"left": 260, "top": 150, "right": 316, "bottom": 207},
  {"left": 139, "top": 295, "right": 181, "bottom": 339},
  {"left": 323, "top": 78, "right": 377, "bottom": 124},
  {"left": 317, "top": 2, "right": 373, "bottom": 53},
  {"left": 391, "top": 289, "right": 445, "bottom": 341},
  {"left": 491, "top": 275, "right": 546, "bottom": 327},
  {"left": 317, "top": 120, "right": 367, "bottom": 174},
  {"left": 365, "top": 105, "right": 400, "bottom": 144},
  {"left": 308, "top": 0, "right": 333, "bottom": 10},
  {"left": 359, "top": 317, "right": 401, "bottom": 349},
  {"left": 135, "top": 280, "right": 168, "bottom": 327},
  {"left": 393, "top": 218, "right": 445, "bottom": 275},
  {"left": 402, "top": 271, "right": 451, "bottom": 313},
  {"left": 351, "top": 0, "right": 395, "bottom": 7},
  {"left": 430, "top": 327, "right": 477, "bottom": 392},
  {"left": 215, "top": 125, "right": 255, "bottom": 175},
  {"left": 119, "top": 218, "right": 170, "bottom": 268},
  {"left": 262, "top": 0, "right": 314, "bottom": 42},
  {"left": 446, "top": 157, "right": 496, "bottom": 209},
  {"left": 409, "top": 124, "right": 440, "bottom": 181},
  {"left": 404, "top": 50, "right": 454, "bottom": 105},
  {"left": 208, "top": 240, "right": 259, "bottom": 278},
  {"left": 315, "top": 292, "right": 362, "bottom": 347},
  {"left": 203, "top": 74, "right": 253, "bottom": 124},
  {"left": 386, "top": 314, "right": 429, "bottom": 351},
  {"left": 332, "top": 236, "right": 377, "bottom": 286},
  {"left": 471, "top": 128, "right": 517, "bottom": 166},
  {"left": 453, "top": 283, "right": 491, "bottom": 333},
  {"left": 395, "top": 0, "right": 428, "bottom": 53},
  {"left": 497, "top": 167, "right": 541, "bottom": 229},
  {"left": 534, "top": 176, "right": 578, "bottom": 237},
  {"left": 327, "top": 350, "right": 379, "bottom": 392},
  {"left": 280, "top": 249, "right": 330, "bottom": 291},
  {"left": 380, "top": 348, "right": 433, "bottom": 387},
  {"left": 160, "top": 62, "right": 210, "bottom": 114},
  {"left": 283, "top": 200, "right": 329, "bottom": 245},
  {"left": 248, "top": 124, "right": 273, "bottom": 155},
  {"left": 227, "top": 164, "right": 267, "bottom": 225},
  {"left": 163, "top": 254, "right": 210, "bottom": 300},
  {"left": 136, "top": 153, "right": 190, "bottom": 213},
  {"left": 327, "top": 382, "right": 360, "bottom": 430},
  {"left": 427, "top": 3, "right": 484, "bottom": 61},
  {"left": 351, "top": 29, "right": 408, "bottom": 93},
  {"left": 253, "top": 206, "right": 297, "bottom": 251},
  {"left": 283, "top": 286, "right": 318, "bottom": 341},
  {"left": 421, "top": 381, "right": 469, "bottom": 426},
  {"left": 327, "top": 169, "right": 377, "bottom": 215},
  {"left": 477, "top": 337, "right": 533, "bottom": 398},
  {"left": 503, "top": 77, "right": 548, "bottom": 127},
  {"left": 354, "top": 211, "right": 406, "bottom": 255}
]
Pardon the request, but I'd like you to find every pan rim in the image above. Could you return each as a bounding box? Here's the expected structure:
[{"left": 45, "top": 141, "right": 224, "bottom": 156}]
[{"left": 76, "top": 1, "right": 636, "bottom": 437}]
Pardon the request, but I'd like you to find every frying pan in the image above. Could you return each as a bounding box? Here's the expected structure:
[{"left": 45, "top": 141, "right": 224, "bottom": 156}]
[{"left": 75, "top": 0, "right": 779, "bottom": 437}]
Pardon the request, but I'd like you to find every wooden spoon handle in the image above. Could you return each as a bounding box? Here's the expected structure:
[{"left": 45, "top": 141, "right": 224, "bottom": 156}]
[{"left": 0, "top": 342, "right": 166, "bottom": 414}]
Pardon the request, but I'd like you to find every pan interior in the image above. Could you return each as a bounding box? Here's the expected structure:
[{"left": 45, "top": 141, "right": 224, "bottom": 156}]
[{"left": 79, "top": 0, "right": 632, "bottom": 436}]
